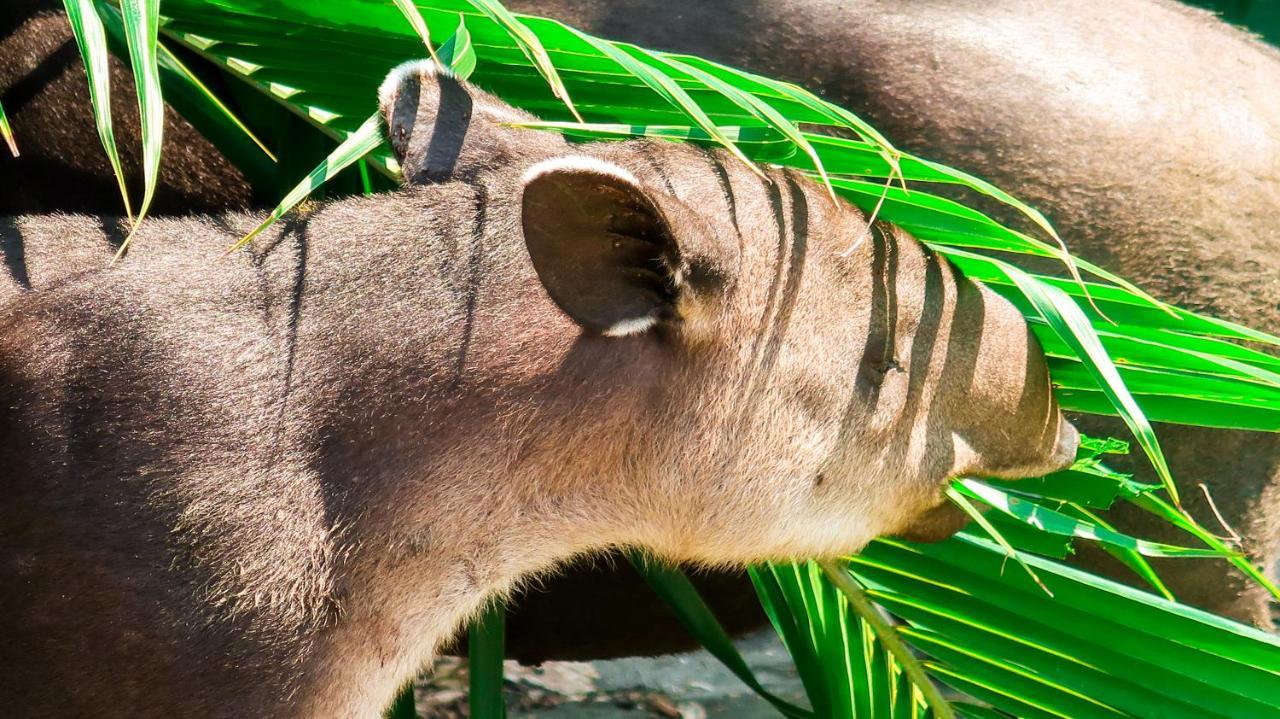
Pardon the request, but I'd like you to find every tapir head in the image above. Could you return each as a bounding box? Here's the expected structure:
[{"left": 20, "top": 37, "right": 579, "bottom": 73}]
[{"left": 377, "top": 62, "right": 1078, "bottom": 563}]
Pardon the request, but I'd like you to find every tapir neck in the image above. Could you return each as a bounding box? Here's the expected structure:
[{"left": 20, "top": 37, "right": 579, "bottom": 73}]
[
  {"left": 282, "top": 394, "right": 653, "bottom": 717},
  {"left": 289, "top": 510, "right": 582, "bottom": 717},
  {"left": 242, "top": 190, "right": 678, "bottom": 716},
  {"left": 1, "top": 185, "right": 689, "bottom": 718}
]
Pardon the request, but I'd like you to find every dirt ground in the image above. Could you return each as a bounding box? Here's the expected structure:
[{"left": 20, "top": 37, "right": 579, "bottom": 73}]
[{"left": 411, "top": 629, "right": 805, "bottom": 718}]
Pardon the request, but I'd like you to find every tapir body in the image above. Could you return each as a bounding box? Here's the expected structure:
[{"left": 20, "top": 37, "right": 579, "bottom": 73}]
[
  {"left": 1, "top": 0, "right": 1276, "bottom": 647},
  {"left": 0, "top": 66, "right": 1076, "bottom": 717}
]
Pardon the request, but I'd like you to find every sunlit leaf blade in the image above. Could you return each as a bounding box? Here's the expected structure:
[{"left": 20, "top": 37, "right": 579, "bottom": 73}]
[
  {"left": 749, "top": 565, "right": 834, "bottom": 717},
  {"left": 947, "top": 487, "right": 1051, "bottom": 595},
  {"left": 752, "top": 561, "right": 947, "bottom": 719},
  {"left": 86, "top": 3, "right": 277, "bottom": 191},
  {"left": 437, "top": 15, "right": 477, "bottom": 80},
  {"left": 957, "top": 479, "right": 1229, "bottom": 558},
  {"left": 814, "top": 174, "right": 1165, "bottom": 310},
  {"left": 721, "top": 64, "right": 906, "bottom": 183},
  {"left": 910, "top": 156, "right": 1109, "bottom": 320},
  {"left": 911, "top": 156, "right": 1059, "bottom": 246},
  {"left": 1127, "top": 492, "right": 1280, "bottom": 602},
  {"left": 155, "top": 42, "right": 273, "bottom": 161},
  {"left": 848, "top": 536, "right": 1280, "bottom": 718},
  {"left": 64, "top": 0, "right": 133, "bottom": 218},
  {"left": 0, "top": 99, "right": 17, "bottom": 157},
  {"left": 910, "top": 633, "right": 1134, "bottom": 719},
  {"left": 983, "top": 449, "right": 1135, "bottom": 511},
  {"left": 391, "top": 0, "right": 440, "bottom": 62},
  {"left": 117, "top": 0, "right": 163, "bottom": 244},
  {"left": 1062, "top": 502, "right": 1176, "bottom": 600},
  {"left": 643, "top": 53, "right": 834, "bottom": 199},
  {"left": 820, "top": 560, "right": 957, "bottom": 719},
  {"left": 509, "top": 120, "right": 796, "bottom": 160},
  {"left": 557, "top": 24, "right": 762, "bottom": 176},
  {"left": 229, "top": 113, "right": 384, "bottom": 253},
  {"left": 943, "top": 250, "right": 1279, "bottom": 347},
  {"left": 467, "top": 0, "right": 582, "bottom": 121},
  {"left": 630, "top": 553, "right": 812, "bottom": 718}
]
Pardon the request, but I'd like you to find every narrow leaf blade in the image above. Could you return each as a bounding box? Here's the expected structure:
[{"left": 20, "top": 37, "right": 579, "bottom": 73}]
[
  {"left": 66, "top": 0, "right": 133, "bottom": 217},
  {"left": 229, "top": 113, "right": 384, "bottom": 253},
  {"left": 118, "top": 0, "right": 163, "bottom": 236}
]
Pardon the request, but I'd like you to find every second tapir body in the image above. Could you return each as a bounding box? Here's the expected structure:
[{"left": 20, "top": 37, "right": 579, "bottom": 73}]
[{"left": 0, "top": 66, "right": 1077, "bottom": 717}]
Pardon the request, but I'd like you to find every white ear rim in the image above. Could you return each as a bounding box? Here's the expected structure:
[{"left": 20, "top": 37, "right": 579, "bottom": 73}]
[
  {"left": 377, "top": 58, "right": 449, "bottom": 109},
  {"left": 522, "top": 155, "right": 667, "bottom": 339},
  {"left": 521, "top": 155, "right": 642, "bottom": 190},
  {"left": 600, "top": 315, "right": 659, "bottom": 338}
]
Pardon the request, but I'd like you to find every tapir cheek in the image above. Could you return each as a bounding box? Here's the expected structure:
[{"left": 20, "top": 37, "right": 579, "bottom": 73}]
[{"left": 892, "top": 502, "right": 970, "bottom": 543}]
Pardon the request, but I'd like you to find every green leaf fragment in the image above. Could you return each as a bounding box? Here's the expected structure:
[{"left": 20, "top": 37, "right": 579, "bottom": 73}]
[
  {"left": 630, "top": 553, "right": 812, "bottom": 718},
  {"left": 0, "top": 99, "right": 17, "bottom": 157},
  {"left": 437, "top": 15, "right": 477, "bottom": 80},
  {"left": 391, "top": 0, "right": 440, "bottom": 63},
  {"left": 957, "top": 479, "right": 1231, "bottom": 558},
  {"left": 558, "top": 25, "right": 761, "bottom": 177},
  {"left": 471, "top": 0, "right": 582, "bottom": 120},
  {"left": 468, "top": 600, "right": 506, "bottom": 719},
  {"left": 229, "top": 112, "right": 385, "bottom": 253}
]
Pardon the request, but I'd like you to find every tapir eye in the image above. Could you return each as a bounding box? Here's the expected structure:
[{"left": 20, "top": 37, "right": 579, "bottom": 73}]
[{"left": 862, "top": 357, "right": 903, "bottom": 386}]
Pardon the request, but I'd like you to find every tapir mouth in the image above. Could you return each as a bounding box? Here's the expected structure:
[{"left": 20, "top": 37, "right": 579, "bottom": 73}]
[
  {"left": 978, "top": 417, "right": 1082, "bottom": 481},
  {"left": 897, "top": 419, "right": 1081, "bottom": 544}
]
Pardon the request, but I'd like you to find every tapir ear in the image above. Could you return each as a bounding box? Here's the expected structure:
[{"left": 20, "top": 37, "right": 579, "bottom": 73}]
[
  {"left": 378, "top": 59, "right": 563, "bottom": 183},
  {"left": 521, "top": 156, "right": 684, "bottom": 336}
]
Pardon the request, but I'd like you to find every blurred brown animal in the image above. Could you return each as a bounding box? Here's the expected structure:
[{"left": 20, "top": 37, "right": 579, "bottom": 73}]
[{"left": 0, "top": 64, "right": 1077, "bottom": 717}]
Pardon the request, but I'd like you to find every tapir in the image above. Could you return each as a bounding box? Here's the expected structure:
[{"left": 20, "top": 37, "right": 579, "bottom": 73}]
[
  {"left": 0, "top": 64, "right": 1078, "bottom": 717},
  {"left": 1, "top": 0, "right": 1276, "bottom": 652}
]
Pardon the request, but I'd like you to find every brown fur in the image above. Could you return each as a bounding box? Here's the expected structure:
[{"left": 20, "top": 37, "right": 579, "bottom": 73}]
[{"left": 0, "top": 65, "right": 1075, "bottom": 717}]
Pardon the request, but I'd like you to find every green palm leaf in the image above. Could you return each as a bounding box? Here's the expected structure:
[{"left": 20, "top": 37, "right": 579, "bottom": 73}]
[
  {"left": 437, "top": 14, "right": 477, "bottom": 79},
  {"left": 391, "top": 0, "right": 441, "bottom": 61},
  {"left": 848, "top": 536, "right": 1280, "bottom": 719},
  {"left": 631, "top": 552, "right": 814, "bottom": 718}
]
